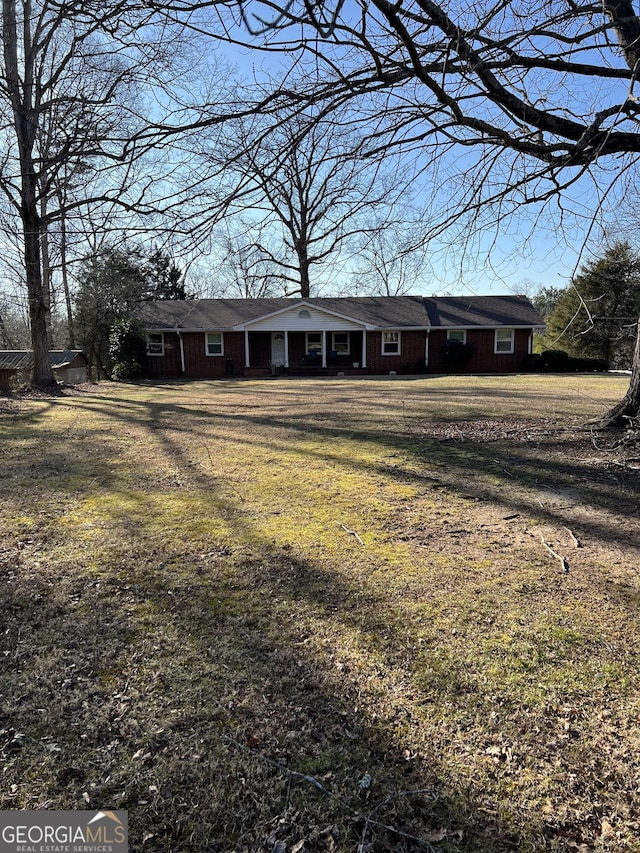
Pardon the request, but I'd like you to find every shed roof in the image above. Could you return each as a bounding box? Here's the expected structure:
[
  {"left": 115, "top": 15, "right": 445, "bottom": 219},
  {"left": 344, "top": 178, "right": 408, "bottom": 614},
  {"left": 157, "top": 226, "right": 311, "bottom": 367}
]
[
  {"left": 0, "top": 350, "right": 85, "bottom": 370},
  {"left": 137, "top": 295, "right": 543, "bottom": 331}
]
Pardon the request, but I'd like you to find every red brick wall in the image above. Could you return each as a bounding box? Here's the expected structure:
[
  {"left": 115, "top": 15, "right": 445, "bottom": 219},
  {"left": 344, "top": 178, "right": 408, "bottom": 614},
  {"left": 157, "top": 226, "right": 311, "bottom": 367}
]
[
  {"left": 146, "top": 327, "right": 533, "bottom": 377},
  {"left": 249, "top": 333, "right": 271, "bottom": 367},
  {"left": 427, "top": 329, "right": 532, "bottom": 374},
  {"left": 366, "top": 331, "right": 427, "bottom": 374},
  {"left": 147, "top": 332, "right": 182, "bottom": 377},
  {"left": 146, "top": 331, "right": 245, "bottom": 378}
]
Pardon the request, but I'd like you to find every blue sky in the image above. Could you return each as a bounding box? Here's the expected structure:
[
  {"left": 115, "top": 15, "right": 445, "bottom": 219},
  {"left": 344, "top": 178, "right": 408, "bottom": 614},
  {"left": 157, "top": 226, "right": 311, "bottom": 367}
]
[{"left": 212, "top": 27, "right": 628, "bottom": 300}]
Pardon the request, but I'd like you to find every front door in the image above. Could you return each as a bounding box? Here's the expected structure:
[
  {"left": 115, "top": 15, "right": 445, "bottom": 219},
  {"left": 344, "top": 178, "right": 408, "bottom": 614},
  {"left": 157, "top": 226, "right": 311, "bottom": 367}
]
[{"left": 271, "top": 332, "right": 286, "bottom": 366}]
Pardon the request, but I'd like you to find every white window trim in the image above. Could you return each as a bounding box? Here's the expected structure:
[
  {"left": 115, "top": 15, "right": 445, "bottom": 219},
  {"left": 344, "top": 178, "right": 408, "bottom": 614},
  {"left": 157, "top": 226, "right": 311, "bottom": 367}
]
[
  {"left": 147, "top": 332, "right": 164, "bottom": 356},
  {"left": 206, "top": 332, "right": 224, "bottom": 356},
  {"left": 382, "top": 331, "right": 401, "bottom": 355},
  {"left": 494, "top": 328, "right": 515, "bottom": 354},
  {"left": 331, "top": 332, "right": 350, "bottom": 355},
  {"left": 447, "top": 329, "right": 467, "bottom": 344}
]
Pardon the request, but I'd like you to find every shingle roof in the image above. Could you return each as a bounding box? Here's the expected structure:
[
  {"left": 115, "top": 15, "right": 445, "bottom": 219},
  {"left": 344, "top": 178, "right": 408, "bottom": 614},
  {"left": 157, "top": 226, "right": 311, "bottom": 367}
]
[
  {"left": 425, "top": 295, "right": 544, "bottom": 327},
  {"left": 0, "top": 350, "right": 85, "bottom": 370},
  {"left": 136, "top": 295, "right": 543, "bottom": 330}
]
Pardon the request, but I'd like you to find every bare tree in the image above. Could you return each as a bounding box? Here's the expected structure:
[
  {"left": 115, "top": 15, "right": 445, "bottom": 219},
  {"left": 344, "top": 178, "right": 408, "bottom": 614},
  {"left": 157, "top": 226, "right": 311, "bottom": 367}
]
[
  {"left": 351, "top": 220, "right": 432, "bottom": 296},
  {"left": 214, "top": 0, "right": 640, "bottom": 423},
  {"left": 204, "top": 219, "right": 284, "bottom": 298},
  {"left": 0, "top": 0, "right": 233, "bottom": 388},
  {"left": 219, "top": 109, "right": 410, "bottom": 297}
]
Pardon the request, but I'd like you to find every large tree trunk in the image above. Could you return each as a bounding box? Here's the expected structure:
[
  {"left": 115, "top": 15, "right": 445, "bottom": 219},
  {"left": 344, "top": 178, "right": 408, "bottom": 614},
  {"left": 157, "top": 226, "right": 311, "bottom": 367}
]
[
  {"left": 598, "top": 318, "right": 640, "bottom": 428},
  {"left": 25, "top": 207, "right": 56, "bottom": 388},
  {"left": 3, "top": 0, "right": 56, "bottom": 390}
]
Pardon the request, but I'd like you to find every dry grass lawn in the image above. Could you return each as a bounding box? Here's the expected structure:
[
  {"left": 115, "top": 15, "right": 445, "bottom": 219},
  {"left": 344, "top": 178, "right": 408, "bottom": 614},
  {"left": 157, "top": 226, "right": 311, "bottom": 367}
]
[{"left": 1, "top": 374, "right": 639, "bottom": 852}]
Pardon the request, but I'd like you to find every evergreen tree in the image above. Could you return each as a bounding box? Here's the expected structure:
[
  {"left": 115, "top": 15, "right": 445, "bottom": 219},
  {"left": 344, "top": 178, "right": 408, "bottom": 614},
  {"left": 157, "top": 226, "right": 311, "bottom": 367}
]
[
  {"left": 74, "top": 246, "right": 187, "bottom": 378},
  {"left": 532, "top": 287, "right": 563, "bottom": 321},
  {"left": 546, "top": 244, "right": 640, "bottom": 369},
  {"left": 109, "top": 319, "right": 147, "bottom": 380},
  {"left": 146, "top": 250, "right": 191, "bottom": 301}
]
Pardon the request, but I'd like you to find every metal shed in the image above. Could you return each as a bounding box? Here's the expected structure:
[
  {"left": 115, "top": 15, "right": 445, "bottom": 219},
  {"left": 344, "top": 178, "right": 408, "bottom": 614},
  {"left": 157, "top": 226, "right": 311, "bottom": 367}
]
[{"left": 0, "top": 350, "right": 88, "bottom": 390}]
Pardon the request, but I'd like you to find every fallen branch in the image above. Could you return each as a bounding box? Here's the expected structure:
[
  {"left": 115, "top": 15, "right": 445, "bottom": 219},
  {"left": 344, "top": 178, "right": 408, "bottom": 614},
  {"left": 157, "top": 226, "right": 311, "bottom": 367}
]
[
  {"left": 222, "top": 736, "right": 330, "bottom": 795},
  {"left": 224, "top": 737, "right": 440, "bottom": 849},
  {"left": 339, "top": 523, "right": 364, "bottom": 545},
  {"left": 359, "top": 789, "right": 439, "bottom": 853},
  {"left": 539, "top": 533, "right": 569, "bottom": 572},
  {"left": 563, "top": 527, "right": 581, "bottom": 548}
]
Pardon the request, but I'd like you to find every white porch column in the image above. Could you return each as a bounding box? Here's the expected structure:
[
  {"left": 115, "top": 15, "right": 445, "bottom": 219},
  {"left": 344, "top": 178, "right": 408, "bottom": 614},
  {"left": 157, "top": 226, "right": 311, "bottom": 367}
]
[
  {"left": 244, "top": 330, "right": 250, "bottom": 367},
  {"left": 362, "top": 330, "right": 367, "bottom": 368},
  {"left": 177, "top": 331, "right": 186, "bottom": 373},
  {"left": 425, "top": 329, "right": 430, "bottom": 367},
  {"left": 322, "top": 330, "right": 327, "bottom": 368},
  {"left": 284, "top": 330, "right": 290, "bottom": 367}
]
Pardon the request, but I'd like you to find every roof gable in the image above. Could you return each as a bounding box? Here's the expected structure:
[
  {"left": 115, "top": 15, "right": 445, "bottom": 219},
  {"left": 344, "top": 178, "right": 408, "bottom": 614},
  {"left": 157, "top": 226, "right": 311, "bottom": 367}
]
[{"left": 237, "top": 300, "right": 370, "bottom": 331}]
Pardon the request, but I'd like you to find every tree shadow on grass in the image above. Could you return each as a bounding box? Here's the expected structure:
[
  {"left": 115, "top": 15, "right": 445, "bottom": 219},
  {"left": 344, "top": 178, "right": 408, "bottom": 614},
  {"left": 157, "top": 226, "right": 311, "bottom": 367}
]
[
  {"left": 1, "top": 538, "right": 521, "bottom": 852},
  {"left": 2, "top": 491, "right": 637, "bottom": 852},
  {"left": 1, "top": 382, "right": 638, "bottom": 851},
  {"left": 52, "top": 387, "right": 640, "bottom": 554}
]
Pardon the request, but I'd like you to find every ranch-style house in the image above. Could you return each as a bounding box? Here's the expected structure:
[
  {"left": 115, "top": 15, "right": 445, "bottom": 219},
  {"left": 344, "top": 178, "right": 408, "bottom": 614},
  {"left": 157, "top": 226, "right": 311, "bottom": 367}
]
[{"left": 136, "top": 295, "right": 544, "bottom": 378}]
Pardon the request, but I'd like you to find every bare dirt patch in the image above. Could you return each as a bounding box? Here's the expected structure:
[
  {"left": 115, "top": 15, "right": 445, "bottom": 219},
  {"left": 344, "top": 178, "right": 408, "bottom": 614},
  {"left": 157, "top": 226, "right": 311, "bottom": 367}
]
[{"left": 407, "top": 416, "right": 640, "bottom": 574}]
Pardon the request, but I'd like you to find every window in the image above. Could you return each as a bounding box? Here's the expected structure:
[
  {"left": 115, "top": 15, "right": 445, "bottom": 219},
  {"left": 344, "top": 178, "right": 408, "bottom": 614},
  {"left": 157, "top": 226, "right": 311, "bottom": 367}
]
[
  {"left": 382, "top": 331, "right": 400, "bottom": 355},
  {"left": 331, "top": 332, "right": 350, "bottom": 354},
  {"left": 147, "top": 332, "right": 164, "bottom": 356},
  {"left": 495, "top": 329, "right": 515, "bottom": 354},
  {"left": 306, "top": 332, "right": 322, "bottom": 354},
  {"left": 447, "top": 329, "right": 467, "bottom": 344},
  {"left": 206, "top": 332, "right": 224, "bottom": 356}
]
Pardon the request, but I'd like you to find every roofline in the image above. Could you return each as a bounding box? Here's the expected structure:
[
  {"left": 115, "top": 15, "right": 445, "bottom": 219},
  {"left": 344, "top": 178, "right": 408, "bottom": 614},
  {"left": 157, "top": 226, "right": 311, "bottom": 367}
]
[
  {"left": 433, "top": 324, "right": 542, "bottom": 330},
  {"left": 231, "top": 299, "right": 373, "bottom": 330},
  {"left": 147, "top": 323, "right": 542, "bottom": 333}
]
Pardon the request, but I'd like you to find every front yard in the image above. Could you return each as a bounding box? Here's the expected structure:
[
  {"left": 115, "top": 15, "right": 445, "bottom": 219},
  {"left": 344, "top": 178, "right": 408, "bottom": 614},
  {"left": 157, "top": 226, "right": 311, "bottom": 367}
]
[{"left": 1, "top": 374, "right": 638, "bottom": 852}]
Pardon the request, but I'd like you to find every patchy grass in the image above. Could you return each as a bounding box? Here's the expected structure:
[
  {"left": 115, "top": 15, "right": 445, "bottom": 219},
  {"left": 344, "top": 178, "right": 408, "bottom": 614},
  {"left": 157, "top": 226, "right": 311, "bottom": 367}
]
[{"left": 1, "top": 375, "right": 639, "bottom": 852}]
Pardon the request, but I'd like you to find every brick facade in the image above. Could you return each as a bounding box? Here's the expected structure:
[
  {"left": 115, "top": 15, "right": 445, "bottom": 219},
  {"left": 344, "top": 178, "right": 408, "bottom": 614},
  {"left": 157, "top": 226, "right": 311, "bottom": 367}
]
[
  {"left": 146, "top": 327, "right": 532, "bottom": 377},
  {"left": 427, "top": 329, "right": 531, "bottom": 374},
  {"left": 141, "top": 297, "right": 541, "bottom": 379}
]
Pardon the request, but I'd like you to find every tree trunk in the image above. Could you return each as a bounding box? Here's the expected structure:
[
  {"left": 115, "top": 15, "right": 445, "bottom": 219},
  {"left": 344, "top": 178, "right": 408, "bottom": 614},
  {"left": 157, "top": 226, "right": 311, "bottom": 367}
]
[
  {"left": 40, "top": 198, "right": 54, "bottom": 350},
  {"left": 3, "top": 0, "right": 56, "bottom": 390},
  {"left": 297, "top": 244, "right": 311, "bottom": 298},
  {"left": 25, "top": 206, "right": 56, "bottom": 388},
  {"left": 598, "top": 318, "right": 640, "bottom": 428}
]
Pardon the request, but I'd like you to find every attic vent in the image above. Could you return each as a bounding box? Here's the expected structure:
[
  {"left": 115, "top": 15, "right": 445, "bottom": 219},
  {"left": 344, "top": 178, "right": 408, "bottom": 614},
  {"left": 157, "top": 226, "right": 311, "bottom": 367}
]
[{"left": 298, "top": 309, "right": 311, "bottom": 319}]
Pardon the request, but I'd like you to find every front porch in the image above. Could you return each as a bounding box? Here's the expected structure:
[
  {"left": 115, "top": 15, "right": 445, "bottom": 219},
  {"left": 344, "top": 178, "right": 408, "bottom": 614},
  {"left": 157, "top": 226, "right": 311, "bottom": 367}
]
[
  {"left": 243, "top": 363, "right": 370, "bottom": 378},
  {"left": 244, "top": 329, "right": 368, "bottom": 373}
]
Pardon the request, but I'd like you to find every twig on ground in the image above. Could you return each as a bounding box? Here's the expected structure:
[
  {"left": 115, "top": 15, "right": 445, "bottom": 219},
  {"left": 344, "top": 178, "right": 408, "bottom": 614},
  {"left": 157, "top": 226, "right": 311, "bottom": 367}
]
[
  {"left": 359, "top": 789, "right": 439, "bottom": 853},
  {"left": 196, "top": 440, "right": 245, "bottom": 501},
  {"left": 221, "top": 736, "right": 331, "bottom": 795},
  {"left": 539, "top": 533, "right": 569, "bottom": 572},
  {"left": 339, "top": 523, "right": 364, "bottom": 545},
  {"left": 224, "top": 737, "right": 440, "bottom": 851},
  {"left": 360, "top": 817, "right": 437, "bottom": 852},
  {"left": 563, "top": 527, "right": 581, "bottom": 548}
]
